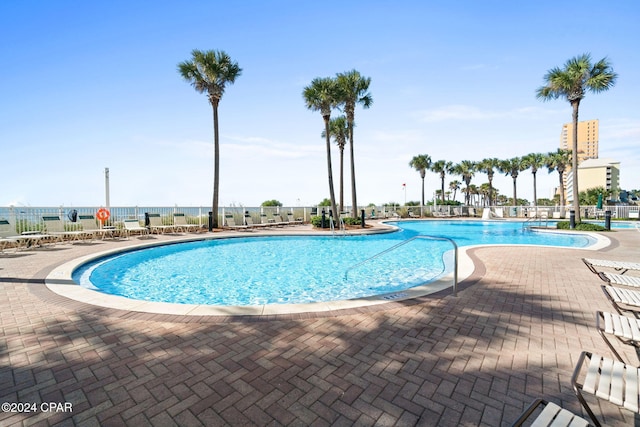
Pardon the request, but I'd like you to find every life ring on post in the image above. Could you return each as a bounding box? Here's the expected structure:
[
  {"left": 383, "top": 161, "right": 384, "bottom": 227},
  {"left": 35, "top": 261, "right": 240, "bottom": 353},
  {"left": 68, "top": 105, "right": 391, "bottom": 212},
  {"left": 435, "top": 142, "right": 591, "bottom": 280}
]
[{"left": 96, "top": 208, "right": 111, "bottom": 222}]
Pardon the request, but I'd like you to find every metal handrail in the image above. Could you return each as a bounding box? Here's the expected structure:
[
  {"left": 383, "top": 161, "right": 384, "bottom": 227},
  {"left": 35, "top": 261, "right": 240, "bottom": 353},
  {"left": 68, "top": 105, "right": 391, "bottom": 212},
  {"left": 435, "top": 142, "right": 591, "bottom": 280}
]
[
  {"left": 344, "top": 235, "right": 459, "bottom": 297},
  {"left": 522, "top": 214, "right": 549, "bottom": 230}
]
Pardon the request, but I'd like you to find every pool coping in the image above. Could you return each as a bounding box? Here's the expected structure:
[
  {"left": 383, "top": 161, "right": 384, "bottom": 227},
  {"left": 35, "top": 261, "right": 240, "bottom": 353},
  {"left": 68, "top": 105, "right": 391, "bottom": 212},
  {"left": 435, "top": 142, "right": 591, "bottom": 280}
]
[{"left": 44, "top": 223, "right": 611, "bottom": 317}]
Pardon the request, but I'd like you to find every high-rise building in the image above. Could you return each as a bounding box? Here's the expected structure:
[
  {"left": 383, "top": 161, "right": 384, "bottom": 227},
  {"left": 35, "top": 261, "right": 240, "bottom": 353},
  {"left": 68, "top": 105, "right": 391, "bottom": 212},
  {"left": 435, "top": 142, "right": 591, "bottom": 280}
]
[
  {"left": 560, "top": 119, "right": 599, "bottom": 163},
  {"left": 565, "top": 158, "right": 619, "bottom": 202}
]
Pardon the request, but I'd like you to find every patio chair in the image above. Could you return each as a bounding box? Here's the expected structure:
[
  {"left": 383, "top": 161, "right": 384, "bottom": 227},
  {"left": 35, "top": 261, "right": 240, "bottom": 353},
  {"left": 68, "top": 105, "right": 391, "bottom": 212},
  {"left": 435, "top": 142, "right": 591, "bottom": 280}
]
[
  {"left": 123, "top": 219, "right": 150, "bottom": 239},
  {"left": 287, "top": 212, "right": 303, "bottom": 224},
  {"left": 271, "top": 214, "right": 288, "bottom": 226},
  {"left": 583, "top": 258, "right": 640, "bottom": 275},
  {"left": 173, "top": 213, "right": 200, "bottom": 233},
  {"left": 0, "top": 219, "right": 52, "bottom": 250},
  {"left": 42, "top": 215, "right": 93, "bottom": 243},
  {"left": 510, "top": 398, "right": 590, "bottom": 427},
  {"left": 601, "top": 285, "right": 640, "bottom": 318},
  {"left": 260, "top": 213, "right": 272, "bottom": 227},
  {"left": 243, "top": 214, "right": 267, "bottom": 229},
  {"left": 596, "top": 311, "right": 640, "bottom": 363},
  {"left": 78, "top": 214, "right": 118, "bottom": 240},
  {"left": 598, "top": 271, "right": 640, "bottom": 288},
  {"left": 571, "top": 350, "right": 640, "bottom": 427},
  {"left": 223, "top": 214, "right": 249, "bottom": 230},
  {"left": 147, "top": 213, "right": 175, "bottom": 234}
]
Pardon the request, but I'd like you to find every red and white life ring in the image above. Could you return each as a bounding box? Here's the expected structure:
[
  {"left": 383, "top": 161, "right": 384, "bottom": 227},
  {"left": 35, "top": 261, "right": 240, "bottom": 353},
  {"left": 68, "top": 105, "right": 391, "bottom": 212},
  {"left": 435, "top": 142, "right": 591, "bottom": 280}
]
[{"left": 96, "top": 208, "right": 110, "bottom": 222}]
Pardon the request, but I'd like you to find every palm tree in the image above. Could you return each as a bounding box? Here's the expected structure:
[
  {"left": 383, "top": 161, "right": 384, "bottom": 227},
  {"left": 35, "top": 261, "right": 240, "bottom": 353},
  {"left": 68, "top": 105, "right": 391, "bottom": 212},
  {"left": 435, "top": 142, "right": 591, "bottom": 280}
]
[
  {"left": 499, "top": 157, "right": 525, "bottom": 206},
  {"left": 178, "top": 50, "right": 241, "bottom": 229},
  {"left": 336, "top": 70, "right": 373, "bottom": 218},
  {"left": 454, "top": 161, "right": 476, "bottom": 205},
  {"left": 409, "top": 154, "right": 432, "bottom": 212},
  {"left": 522, "top": 153, "right": 546, "bottom": 208},
  {"left": 545, "top": 149, "right": 572, "bottom": 217},
  {"left": 321, "top": 116, "right": 348, "bottom": 212},
  {"left": 431, "top": 160, "right": 453, "bottom": 205},
  {"left": 477, "top": 158, "right": 500, "bottom": 207},
  {"left": 303, "top": 77, "right": 341, "bottom": 221},
  {"left": 536, "top": 53, "right": 617, "bottom": 224},
  {"left": 449, "top": 180, "right": 461, "bottom": 202}
]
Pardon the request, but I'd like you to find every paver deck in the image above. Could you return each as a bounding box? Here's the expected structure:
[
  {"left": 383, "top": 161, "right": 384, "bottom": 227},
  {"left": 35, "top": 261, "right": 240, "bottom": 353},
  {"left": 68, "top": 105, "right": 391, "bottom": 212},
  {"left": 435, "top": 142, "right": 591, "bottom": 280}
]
[{"left": 0, "top": 224, "right": 639, "bottom": 426}]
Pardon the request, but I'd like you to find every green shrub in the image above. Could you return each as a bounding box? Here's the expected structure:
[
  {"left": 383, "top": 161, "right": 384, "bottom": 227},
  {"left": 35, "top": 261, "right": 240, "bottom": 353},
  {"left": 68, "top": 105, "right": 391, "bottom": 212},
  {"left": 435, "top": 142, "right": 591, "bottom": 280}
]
[
  {"left": 342, "top": 217, "right": 361, "bottom": 226},
  {"left": 310, "top": 215, "right": 335, "bottom": 228},
  {"left": 556, "top": 221, "right": 609, "bottom": 231}
]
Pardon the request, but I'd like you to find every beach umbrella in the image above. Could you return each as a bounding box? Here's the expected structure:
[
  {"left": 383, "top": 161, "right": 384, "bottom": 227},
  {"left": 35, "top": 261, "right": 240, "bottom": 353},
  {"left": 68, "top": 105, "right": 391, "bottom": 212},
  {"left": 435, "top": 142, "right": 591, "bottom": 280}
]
[{"left": 597, "top": 193, "right": 603, "bottom": 209}]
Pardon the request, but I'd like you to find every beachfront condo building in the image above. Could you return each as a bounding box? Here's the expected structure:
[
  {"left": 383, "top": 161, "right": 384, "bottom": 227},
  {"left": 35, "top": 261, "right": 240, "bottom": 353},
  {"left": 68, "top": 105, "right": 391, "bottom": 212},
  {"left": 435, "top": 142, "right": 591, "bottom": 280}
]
[
  {"left": 565, "top": 158, "right": 619, "bottom": 202},
  {"left": 560, "top": 119, "right": 599, "bottom": 163}
]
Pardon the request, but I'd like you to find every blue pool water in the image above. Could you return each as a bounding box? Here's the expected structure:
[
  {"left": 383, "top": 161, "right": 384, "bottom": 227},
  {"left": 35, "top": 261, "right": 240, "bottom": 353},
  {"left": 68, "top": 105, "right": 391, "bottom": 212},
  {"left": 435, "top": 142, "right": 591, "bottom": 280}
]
[{"left": 73, "top": 220, "right": 597, "bottom": 306}]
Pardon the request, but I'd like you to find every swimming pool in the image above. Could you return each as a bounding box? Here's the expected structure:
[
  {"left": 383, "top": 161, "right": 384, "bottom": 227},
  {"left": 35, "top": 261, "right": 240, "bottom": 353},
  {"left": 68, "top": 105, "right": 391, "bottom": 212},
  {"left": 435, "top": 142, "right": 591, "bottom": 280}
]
[{"left": 72, "top": 220, "right": 599, "bottom": 307}]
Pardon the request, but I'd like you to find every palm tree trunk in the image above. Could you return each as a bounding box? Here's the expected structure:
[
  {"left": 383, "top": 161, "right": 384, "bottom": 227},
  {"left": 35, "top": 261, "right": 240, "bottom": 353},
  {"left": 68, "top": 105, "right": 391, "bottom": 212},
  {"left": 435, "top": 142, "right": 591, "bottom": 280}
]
[
  {"left": 324, "top": 116, "right": 339, "bottom": 223},
  {"left": 558, "top": 171, "right": 566, "bottom": 217},
  {"left": 440, "top": 174, "right": 445, "bottom": 205},
  {"left": 571, "top": 101, "right": 581, "bottom": 224},
  {"left": 212, "top": 103, "right": 220, "bottom": 229},
  {"left": 532, "top": 171, "right": 538, "bottom": 207},
  {"left": 421, "top": 177, "right": 425, "bottom": 207},
  {"left": 348, "top": 123, "right": 358, "bottom": 218},
  {"left": 512, "top": 177, "right": 517, "bottom": 206},
  {"left": 339, "top": 148, "right": 344, "bottom": 213}
]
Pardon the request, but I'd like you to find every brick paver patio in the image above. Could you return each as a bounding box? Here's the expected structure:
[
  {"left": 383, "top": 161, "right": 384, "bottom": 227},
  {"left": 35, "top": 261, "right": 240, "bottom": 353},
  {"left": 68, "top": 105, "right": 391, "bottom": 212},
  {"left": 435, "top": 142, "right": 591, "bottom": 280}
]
[{"left": 1, "top": 225, "right": 638, "bottom": 426}]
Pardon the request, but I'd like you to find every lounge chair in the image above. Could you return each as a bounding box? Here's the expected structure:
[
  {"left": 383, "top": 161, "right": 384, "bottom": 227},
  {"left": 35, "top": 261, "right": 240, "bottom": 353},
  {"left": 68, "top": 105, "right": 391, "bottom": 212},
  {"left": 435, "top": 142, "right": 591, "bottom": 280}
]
[
  {"left": 173, "top": 213, "right": 200, "bottom": 233},
  {"left": 583, "top": 258, "right": 640, "bottom": 275},
  {"left": 243, "top": 214, "right": 267, "bottom": 229},
  {"left": 571, "top": 350, "right": 640, "bottom": 427},
  {"left": 596, "top": 311, "right": 640, "bottom": 363},
  {"left": 123, "top": 219, "right": 150, "bottom": 238},
  {"left": 259, "top": 213, "right": 272, "bottom": 227},
  {"left": 287, "top": 212, "right": 303, "bottom": 224},
  {"left": 147, "top": 213, "right": 175, "bottom": 234},
  {"left": 601, "top": 285, "right": 640, "bottom": 318},
  {"left": 271, "top": 214, "right": 288, "bottom": 226},
  {"left": 0, "top": 219, "right": 52, "bottom": 250},
  {"left": 223, "top": 214, "right": 249, "bottom": 230},
  {"left": 78, "top": 214, "right": 118, "bottom": 240},
  {"left": 510, "top": 398, "right": 590, "bottom": 427},
  {"left": 598, "top": 272, "right": 640, "bottom": 288},
  {"left": 42, "top": 215, "right": 93, "bottom": 243}
]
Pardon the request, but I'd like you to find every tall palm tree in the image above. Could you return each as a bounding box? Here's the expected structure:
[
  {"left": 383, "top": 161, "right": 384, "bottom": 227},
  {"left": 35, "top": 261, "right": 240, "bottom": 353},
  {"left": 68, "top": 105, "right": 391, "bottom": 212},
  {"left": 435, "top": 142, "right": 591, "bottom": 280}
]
[
  {"left": 321, "top": 116, "right": 348, "bottom": 212},
  {"left": 522, "top": 153, "right": 546, "bottom": 208},
  {"left": 499, "top": 157, "right": 525, "bottom": 206},
  {"left": 409, "top": 154, "right": 432, "bottom": 211},
  {"left": 431, "top": 160, "right": 453, "bottom": 205},
  {"left": 536, "top": 53, "right": 617, "bottom": 224},
  {"left": 303, "top": 77, "right": 341, "bottom": 221},
  {"left": 178, "top": 50, "right": 241, "bottom": 229},
  {"left": 454, "top": 161, "right": 476, "bottom": 205},
  {"left": 545, "top": 149, "right": 572, "bottom": 217},
  {"left": 449, "top": 180, "right": 461, "bottom": 202},
  {"left": 336, "top": 70, "right": 373, "bottom": 218},
  {"left": 477, "top": 158, "right": 500, "bottom": 207}
]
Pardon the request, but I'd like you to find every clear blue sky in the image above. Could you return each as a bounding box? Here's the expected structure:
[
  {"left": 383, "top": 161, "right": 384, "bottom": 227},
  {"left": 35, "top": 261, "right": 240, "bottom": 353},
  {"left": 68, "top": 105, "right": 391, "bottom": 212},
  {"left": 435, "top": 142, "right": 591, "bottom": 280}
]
[{"left": 1, "top": 1, "right": 638, "bottom": 208}]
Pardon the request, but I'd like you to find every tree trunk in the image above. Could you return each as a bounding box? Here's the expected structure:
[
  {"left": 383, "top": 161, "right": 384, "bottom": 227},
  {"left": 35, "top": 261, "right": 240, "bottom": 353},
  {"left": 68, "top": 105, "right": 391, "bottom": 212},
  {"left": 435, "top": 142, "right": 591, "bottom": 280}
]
[
  {"left": 324, "top": 115, "right": 339, "bottom": 223},
  {"left": 532, "top": 171, "right": 538, "bottom": 207},
  {"left": 571, "top": 101, "right": 581, "bottom": 224},
  {"left": 348, "top": 121, "right": 358, "bottom": 218},
  {"left": 211, "top": 103, "right": 220, "bottom": 229},
  {"left": 338, "top": 147, "right": 344, "bottom": 214}
]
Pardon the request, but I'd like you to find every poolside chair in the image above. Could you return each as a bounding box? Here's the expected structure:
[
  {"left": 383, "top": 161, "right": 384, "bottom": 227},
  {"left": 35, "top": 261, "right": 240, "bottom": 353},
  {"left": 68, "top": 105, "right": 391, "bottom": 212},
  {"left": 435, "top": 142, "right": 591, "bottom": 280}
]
[
  {"left": 0, "top": 219, "right": 52, "bottom": 250},
  {"left": 173, "top": 213, "right": 200, "bottom": 233},
  {"left": 287, "top": 212, "right": 303, "bottom": 224},
  {"left": 510, "top": 398, "right": 590, "bottom": 427},
  {"left": 596, "top": 311, "right": 640, "bottom": 363},
  {"left": 147, "top": 213, "right": 175, "bottom": 234},
  {"left": 223, "top": 214, "right": 249, "bottom": 230},
  {"left": 571, "top": 350, "right": 640, "bottom": 427},
  {"left": 271, "top": 214, "right": 288, "bottom": 226},
  {"left": 78, "top": 214, "right": 118, "bottom": 240},
  {"left": 598, "top": 271, "right": 640, "bottom": 288},
  {"left": 243, "top": 214, "right": 267, "bottom": 229},
  {"left": 42, "top": 215, "right": 93, "bottom": 243},
  {"left": 583, "top": 258, "right": 640, "bottom": 275},
  {"left": 259, "top": 213, "right": 272, "bottom": 227},
  {"left": 123, "top": 219, "right": 150, "bottom": 239},
  {"left": 601, "top": 285, "right": 640, "bottom": 318}
]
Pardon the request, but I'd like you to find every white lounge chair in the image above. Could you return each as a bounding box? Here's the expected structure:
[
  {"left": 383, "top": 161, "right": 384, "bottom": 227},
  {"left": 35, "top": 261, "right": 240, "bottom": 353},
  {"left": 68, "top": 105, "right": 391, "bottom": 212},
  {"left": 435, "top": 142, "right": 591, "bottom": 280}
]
[
  {"left": 147, "top": 213, "right": 175, "bottom": 234},
  {"left": 0, "top": 219, "right": 52, "bottom": 250},
  {"left": 583, "top": 258, "right": 640, "bottom": 275},
  {"left": 571, "top": 351, "right": 640, "bottom": 427},
  {"left": 601, "top": 285, "right": 640, "bottom": 318},
  {"left": 173, "top": 213, "right": 200, "bottom": 233},
  {"left": 243, "top": 214, "right": 267, "bottom": 229},
  {"left": 223, "top": 214, "right": 249, "bottom": 230},
  {"left": 123, "top": 219, "right": 150, "bottom": 238},
  {"left": 510, "top": 398, "right": 590, "bottom": 427},
  {"left": 42, "top": 215, "right": 93, "bottom": 243},
  {"left": 598, "top": 272, "right": 640, "bottom": 288},
  {"left": 286, "top": 212, "right": 303, "bottom": 224},
  {"left": 596, "top": 311, "right": 640, "bottom": 363},
  {"left": 78, "top": 214, "right": 118, "bottom": 240}
]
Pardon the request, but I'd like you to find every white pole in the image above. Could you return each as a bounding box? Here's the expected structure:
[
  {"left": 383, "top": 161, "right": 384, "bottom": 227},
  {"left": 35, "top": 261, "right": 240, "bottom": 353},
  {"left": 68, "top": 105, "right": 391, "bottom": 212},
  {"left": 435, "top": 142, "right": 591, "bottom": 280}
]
[{"left": 105, "top": 167, "right": 110, "bottom": 209}]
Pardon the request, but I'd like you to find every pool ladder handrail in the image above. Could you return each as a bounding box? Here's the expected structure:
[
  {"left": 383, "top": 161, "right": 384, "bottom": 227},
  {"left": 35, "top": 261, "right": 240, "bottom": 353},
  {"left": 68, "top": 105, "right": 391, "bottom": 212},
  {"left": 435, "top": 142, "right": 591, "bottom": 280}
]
[
  {"left": 344, "top": 235, "right": 458, "bottom": 297},
  {"left": 330, "top": 216, "right": 347, "bottom": 236},
  {"left": 522, "top": 214, "right": 549, "bottom": 230}
]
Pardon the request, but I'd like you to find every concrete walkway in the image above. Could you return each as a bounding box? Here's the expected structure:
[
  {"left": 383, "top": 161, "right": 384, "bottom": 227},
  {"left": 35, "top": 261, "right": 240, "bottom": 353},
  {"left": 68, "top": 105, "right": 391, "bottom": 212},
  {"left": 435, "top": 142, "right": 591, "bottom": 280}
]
[{"left": 0, "top": 225, "right": 639, "bottom": 426}]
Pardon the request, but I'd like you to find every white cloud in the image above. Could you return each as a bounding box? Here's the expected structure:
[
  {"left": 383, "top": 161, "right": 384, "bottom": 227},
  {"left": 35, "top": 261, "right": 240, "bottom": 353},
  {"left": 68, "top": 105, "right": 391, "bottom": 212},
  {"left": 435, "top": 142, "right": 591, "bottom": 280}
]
[{"left": 414, "top": 104, "right": 566, "bottom": 123}]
